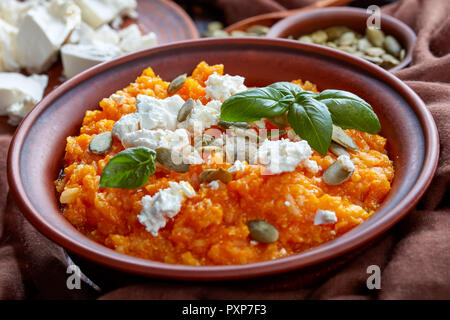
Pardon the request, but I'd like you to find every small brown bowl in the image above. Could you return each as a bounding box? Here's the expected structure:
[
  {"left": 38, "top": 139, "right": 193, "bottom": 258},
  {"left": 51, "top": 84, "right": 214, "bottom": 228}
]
[
  {"left": 7, "top": 38, "right": 438, "bottom": 280},
  {"left": 267, "top": 7, "right": 416, "bottom": 72}
]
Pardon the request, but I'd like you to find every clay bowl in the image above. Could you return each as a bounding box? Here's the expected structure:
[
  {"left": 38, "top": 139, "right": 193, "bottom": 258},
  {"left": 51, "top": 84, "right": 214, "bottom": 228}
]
[
  {"left": 7, "top": 38, "right": 438, "bottom": 280},
  {"left": 267, "top": 7, "right": 416, "bottom": 72}
]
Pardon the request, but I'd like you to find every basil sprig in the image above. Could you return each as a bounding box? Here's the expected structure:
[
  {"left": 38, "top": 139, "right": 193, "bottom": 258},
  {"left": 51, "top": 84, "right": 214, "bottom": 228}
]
[
  {"left": 99, "top": 146, "right": 156, "bottom": 189},
  {"left": 220, "top": 82, "right": 380, "bottom": 155}
]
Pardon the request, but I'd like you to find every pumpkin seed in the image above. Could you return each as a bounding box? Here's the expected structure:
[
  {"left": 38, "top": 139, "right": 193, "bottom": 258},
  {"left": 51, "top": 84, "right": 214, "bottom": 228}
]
[
  {"left": 338, "top": 31, "right": 356, "bottom": 46},
  {"left": 365, "top": 47, "right": 385, "bottom": 57},
  {"left": 247, "top": 220, "right": 279, "bottom": 243},
  {"left": 89, "top": 132, "right": 113, "bottom": 155},
  {"left": 311, "top": 30, "right": 328, "bottom": 44},
  {"left": 399, "top": 49, "right": 406, "bottom": 60},
  {"left": 357, "top": 38, "right": 371, "bottom": 51},
  {"left": 298, "top": 35, "right": 313, "bottom": 43},
  {"left": 155, "top": 147, "right": 190, "bottom": 173},
  {"left": 329, "top": 141, "right": 350, "bottom": 157},
  {"left": 363, "top": 55, "right": 383, "bottom": 65},
  {"left": 366, "top": 27, "right": 385, "bottom": 47},
  {"left": 210, "top": 29, "right": 229, "bottom": 37},
  {"left": 177, "top": 98, "right": 194, "bottom": 122},
  {"left": 231, "top": 30, "right": 248, "bottom": 37},
  {"left": 332, "top": 125, "right": 358, "bottom": 150},
  {"left": 323, "top": 159, "right": 354, "bottom": 185},
  {"left": 246, "top": 25, "right": 270, "bottom": 35},
  {"left": 267, "top": 112, "right": 289, "bottom": 129},
  {"left": 198, "top": 145, "right": 222, "bottom": 153},
  {"left": 168, "top": 73, "right": 187, "bottom": 94},
  {"left": 325, "top": 26, "right": 351, "bottom": 41},
  {"left": 207, "top": 21, "right": 224, "bottom": 32},
  {"left": 381, "top": 53, "right": 400, "bottom": 69},
  {"left": 218, "top": 120, "right": 250, "bottom": 130},
  {"left": 384, "top": 35, "right": 402, "bottom": 57},
  {"left": 199, "top": 168, "right": 232, "bottom": 184}
]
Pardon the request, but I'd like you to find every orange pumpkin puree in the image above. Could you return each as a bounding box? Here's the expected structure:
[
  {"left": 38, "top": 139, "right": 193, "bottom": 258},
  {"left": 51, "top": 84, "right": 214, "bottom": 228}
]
[{"left": 55, "top": 62, "right": 394, "bottom": 266}]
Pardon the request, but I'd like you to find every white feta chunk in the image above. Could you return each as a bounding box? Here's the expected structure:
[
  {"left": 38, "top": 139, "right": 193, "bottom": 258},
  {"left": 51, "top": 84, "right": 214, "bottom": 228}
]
[
  {"left": 16, "top": 0, "right": 81, "bottom": 73},
  {"left": 136, "top": 94, "right": 185, "bottom": 131},
  {"left": 121, "top": 128, "right": 191, "bottom": 152},
  {"left": 207, "top": 180, "right": 220, "bottom": 190},
  {"left": 111, "top": 113, "right": 141, "bottom": 141},
  {"left": 0, "top": 0, "right": 38, "bottom": 27},
  {"left": 0, "top": 19, "right": 19, "bottom": 72},
  {"left": 74, "top": 0, "right": 137, "bottom": 29},
  {"left": 0, "top": 72, "right": 48, "bottom": 125},
  {"left": 178, "top": 99, "right": 222, "bottom": 132},
  {"left": 228, "top": 160, "right": 247, "bottom": 173},
  {"left": 314, "top": 210, "right": 338, "bottom": 225},
  {"left": 205, "top": 73, "right": 247, "bottom": 102},
  {"left": 118, "top": 24, "right": 157, "bottom": 53},
  {"left": 257, "top": 138, "right": 317, "bottom": 174},
  {"left": 337, "top": 154, "right": 355, "bottom": 171},
  {"left": 61, "top": 43, "right": 121, "bottom": 78},
  {"left": 138, "top": 181, "right": 196, "bottom": 236}
]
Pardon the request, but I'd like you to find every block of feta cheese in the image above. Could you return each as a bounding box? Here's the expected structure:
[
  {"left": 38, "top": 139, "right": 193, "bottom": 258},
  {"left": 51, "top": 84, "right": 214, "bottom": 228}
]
[
  {"left": 61, "top": 43, "right": 121, "bottom": 78},
  {"left": 70, "top": 23, "right": 119, "bottom": 46},
  {"left": 16, "top": 0, "right": 81, "bottom": 73},
  {"left": 138, "top": 181, "right": 196, "bottom": 236},
  {"left": 74, "top": 0, "right": 137, "bottom": 29},
  {"left": 0, "top": 0, "right": 38, "bottom": 27},
  {"left": 0, "top": 19, "right": 19, "bottom": 72},
  {"left": 205, "top": 73, "right": 247, "bottom": 102},
  {"left": 136, "top": 94, "right": 185, "bottom": 131},
  {"left": 257, "top": 138, "right": 319, "bottom": 174},
  {"left": 0, "top": 72, "right": 48, "bottom": 125},
  {"left": 121, "top": 128, "right": 191, "bottom": 153},
  {"left": 118, "top": 24, "right": 157, "bottom": 53},
  {"left": 314, "top": 210, "right": 338, "bottom": 225},
  {"left": 178, "top": 99, "right": 222, "bottom": 133}
]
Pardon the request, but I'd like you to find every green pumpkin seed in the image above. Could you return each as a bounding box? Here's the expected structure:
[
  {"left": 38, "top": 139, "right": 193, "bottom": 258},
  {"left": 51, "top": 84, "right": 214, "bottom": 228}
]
[
  {"left": 199, "top": 168, "right": 232, "bottom": 184},
  {"left": 231, "top": 30, "right": 248, "bottom": 37},
  {"left": 399, "top": 49, "right": 406, "bottom": 60},
  {"left": 298, "top": 35, "right": 313, "bottom": 43},
  {"left": 194, "top": 134, "right": 215, "bottom": 148},
  {"left": 218, "top": 120, "right": 250, "bottom": 130},
  {"left": 381, "top": 53, "right": 400, "bottom": 69},
  {"left": 167, "top": 73, "right": 187, "bottom": 94},
  {"left": 365, "top": 47, "right": 385, "bottom": 57},
  {"left": 366, "top": 27, "right": 385, "bottom": 47},
  {"left": 329, "top": 141, "right": 350, "bottom": 157},
  {"left": 332, "top": 125, "right": 358, "bottom": 150},
  {"left": 155, "top": 147, "right": 190, "bottom": 173},
  {"left": 338, "top": 31, "right": 356, "bottom": 46},
  {"left": 323, "top": 159, "right": 354, "bottom": 185},
  {"left": 177, "top": 98, "right": 194, "bottom": 122},
  {"left": 384, "top": 35, "right": 402, "bottom": 57},
  {"left": 211, "top": 29, "right": 229, "bottom": 38},
  {"left": 89, "top": 132, "right": 113, "bottom": 155},
  {"left": 325, "top": 26, "right": 351, "bottom": 41},
  {"left": 207, "top": 21, "right": 224, "bottom": 32},
  {"left": 246, "top": 25, "right": 270, "bottom": 35},
  {"left": 248, "top": 220, "right": 279, "bottom": 243},
  {"left": 311, "top": 30, "right": 328, "bottom": 44},
  {"left": 267, "top": 112, "right": 289, "bottom": 129}
]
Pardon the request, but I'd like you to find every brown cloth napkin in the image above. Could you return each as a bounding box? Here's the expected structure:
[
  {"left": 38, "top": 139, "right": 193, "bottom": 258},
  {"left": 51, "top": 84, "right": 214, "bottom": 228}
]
[{"left": 1, "top": 0, "right": 450, "bottom": 300}]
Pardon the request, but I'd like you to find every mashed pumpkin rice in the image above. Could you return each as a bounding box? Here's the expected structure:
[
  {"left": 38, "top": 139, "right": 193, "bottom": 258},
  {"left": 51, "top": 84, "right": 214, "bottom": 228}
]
[{"left": 55, "top": 62, "right": 394, "bottom": 266}]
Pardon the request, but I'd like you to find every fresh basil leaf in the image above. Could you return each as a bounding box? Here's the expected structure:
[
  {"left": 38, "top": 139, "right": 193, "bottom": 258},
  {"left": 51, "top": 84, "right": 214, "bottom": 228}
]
[
  {"left": 268, "top": 82, "right": 304, "bottom": 97},
  {"left": 287, "top": 96, "right": 333, "bottom": 155},
  {"left": 315, "top": 89, "right": 380, "bottom": 134},
  {"left": 220, "top": 87, "right": 293, "bottom": 122},
  {"left": 99, "top": 146, "right": 156, "bottom": 189}
]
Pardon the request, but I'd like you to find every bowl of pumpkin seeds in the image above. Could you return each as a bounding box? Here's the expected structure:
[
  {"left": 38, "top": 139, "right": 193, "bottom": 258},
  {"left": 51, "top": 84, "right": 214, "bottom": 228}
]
[{"left": 267, "top": 7, "right": 416, "bottom": 72}]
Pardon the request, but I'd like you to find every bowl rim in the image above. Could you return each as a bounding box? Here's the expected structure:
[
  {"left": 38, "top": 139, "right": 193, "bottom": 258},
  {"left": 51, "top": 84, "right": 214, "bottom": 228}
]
[
  {"left": 7, "top": 37, "right": 439, "bottom": 280},
  {"left": 266, "top": 6, "right": 417, "bottom": 72}
]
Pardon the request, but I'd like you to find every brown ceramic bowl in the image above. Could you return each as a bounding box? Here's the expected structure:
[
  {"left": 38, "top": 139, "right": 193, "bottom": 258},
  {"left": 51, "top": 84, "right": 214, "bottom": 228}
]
[
  {"left": 7, "top": 38, "right": 438, "bottom": 280},
  {"left": 267, "top": 7, "right": 416, "bottom": 72}
]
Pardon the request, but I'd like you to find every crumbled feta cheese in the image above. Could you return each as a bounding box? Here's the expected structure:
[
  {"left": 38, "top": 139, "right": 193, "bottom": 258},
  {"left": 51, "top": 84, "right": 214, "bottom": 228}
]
[
  {"left": 330, "top": 230, "right": 336, "bottom": 235},
  {"left": 257, "top": 138, "right": 318, "bottom": 174},
  {"left": 337, "top": 154, "right": 355, "bottom": 171},
  {"left": 121, "top": 128, "right": 190, "bottom": 152},
  {"left": 61, "top": 43, "right": 121, "bottom": 78},
  {"left": 228, "top": 160, "right": 247, "bottom": 173},
  {"left": 314, "top": 210, "right": 338, "bottom": 225},
  {"left": 136, "top": 94, "right": 185, "bottom": 131},
  {"left": 0, "top": 72, "right": 48, "bottom": 125},
  {"left": 118, "top": 24, "right": 157, "bottom": 53},
  {"left": 207, "top": 180, "right": 220, "bottom": 190},
  {"left": 74, "top": 0, "right": 137, "bottom": 29},
  {"left": 111, "top": 112, "right": 141, "bottom": 140},
  {"left": 0, "top": 19, "right": 20, "bottom": 72},
  {"left": 205, "top": 73, "right": 247, "bottom": 102},
  {"left": 16, "top": 0, "right": 81, "bottom": 73},
  {"left": 280, "top": 248, "right": 287, "bottom": 255},
  {"left": 284, "top": 201, "right": 291, "bottom": 207},
  {"left": 178, "top": 99, "right": 222, "bottom": 132},
  {"left": 250, "top": 240, "right": 258, "bottom": 246},
  {"left": 138, "top": 181, "right": 196, "bottom": 236}
]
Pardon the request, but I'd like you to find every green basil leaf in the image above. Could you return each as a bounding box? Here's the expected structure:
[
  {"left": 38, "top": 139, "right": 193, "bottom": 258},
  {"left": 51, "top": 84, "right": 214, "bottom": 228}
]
[
  {"left": 99, "top": 146, "right": 156, "bottom": 189},
  {"left": 268, "top": 82, "right": 304, "bottom": 97},
  {"left": 287, "top": 96, "right": 333, "bottom": 155},
  {"left": 315, "top": 89, "right": 381, "bottom": 134},
  {"left": 220, "top": 87, "right": 293, "bottom": 122}
]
